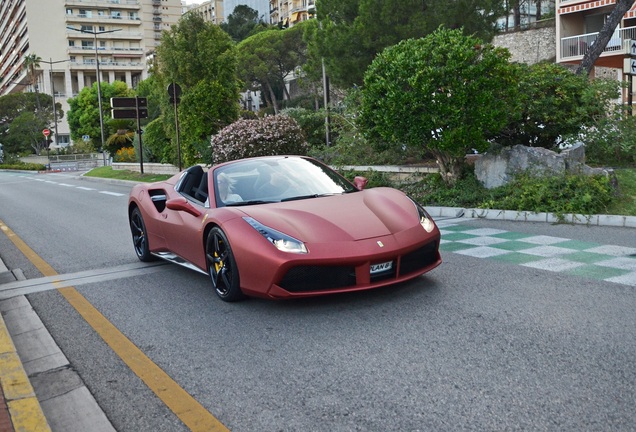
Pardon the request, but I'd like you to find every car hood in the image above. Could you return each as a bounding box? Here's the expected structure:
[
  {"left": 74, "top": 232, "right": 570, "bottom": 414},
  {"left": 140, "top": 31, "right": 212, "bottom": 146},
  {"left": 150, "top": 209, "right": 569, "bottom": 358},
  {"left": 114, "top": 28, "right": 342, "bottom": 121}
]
[{"left": 237, "top": 188, "right": 419, "bottom": 242}]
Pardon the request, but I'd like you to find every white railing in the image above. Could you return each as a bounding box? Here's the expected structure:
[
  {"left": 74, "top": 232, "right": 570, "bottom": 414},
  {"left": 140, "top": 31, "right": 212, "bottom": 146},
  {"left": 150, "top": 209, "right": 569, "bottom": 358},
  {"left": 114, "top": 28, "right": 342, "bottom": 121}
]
[{"left": 561, "top": 26, "right": 636, "bottom": 58}]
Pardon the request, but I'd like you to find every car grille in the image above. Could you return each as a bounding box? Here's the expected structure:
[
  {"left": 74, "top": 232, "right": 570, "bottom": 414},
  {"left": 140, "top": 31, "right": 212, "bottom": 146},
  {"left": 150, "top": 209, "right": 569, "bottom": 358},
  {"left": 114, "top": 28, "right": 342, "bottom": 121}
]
[
  {"left": 279, "top": 266, "right": 356, "bottom": 292},
  {"left": 277, "top": 240, "right": 438, "bottom": 293},
  {"left": 399, "top": 241, "right": 438, "bottom": 276}
]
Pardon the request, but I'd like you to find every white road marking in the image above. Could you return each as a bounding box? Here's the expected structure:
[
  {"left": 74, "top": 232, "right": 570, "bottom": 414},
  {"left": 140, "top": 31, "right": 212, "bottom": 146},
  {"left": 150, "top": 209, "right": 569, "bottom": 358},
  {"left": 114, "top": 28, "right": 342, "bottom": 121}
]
[
  {"left": 0, "top": 262, "right": 170, "bottom": 299},
  {"left": 76, "top": 186, "right": 95, "bottom": 191},
  {"left": 58, "top": 183, "right": 74, "bottom": 187},
  {"left": 99, "top": 191, "right": 125, "bottom": 196}
]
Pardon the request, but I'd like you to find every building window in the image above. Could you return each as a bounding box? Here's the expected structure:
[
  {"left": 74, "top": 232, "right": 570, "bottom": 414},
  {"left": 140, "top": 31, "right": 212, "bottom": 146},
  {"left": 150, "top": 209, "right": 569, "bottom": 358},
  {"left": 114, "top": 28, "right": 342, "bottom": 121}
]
[
  {"left": 100, "top": 41, "right": 106, "bottom": 48},
  {"left": 68, "top": 40, "right": 75, "bottom": 47},
  {"left": 99, "top": 26, "right": 105, "bottom": 31},
  {"left": 111, "top": 11, "right": 122, "bottom": 19},
  {"left": 79, "top": 9, "right": 92, "bottom": 18},
  {"left": 66, "top": 8, "right": 72, "bottom": 15},
  {"left": 70, "top": 56, "right": 76, "bottom": 62},
  {"left": 80, "top": 25, "right": 93, "bottom": 32},
  {"left": 82, "top": 40, "right": 94, "bottom": 48},
  {"left": 128, "top": 12, "right": 138, "bottom": 20},
  {"left": 98, "top": 10, "right": 104, "bottom": 16}
]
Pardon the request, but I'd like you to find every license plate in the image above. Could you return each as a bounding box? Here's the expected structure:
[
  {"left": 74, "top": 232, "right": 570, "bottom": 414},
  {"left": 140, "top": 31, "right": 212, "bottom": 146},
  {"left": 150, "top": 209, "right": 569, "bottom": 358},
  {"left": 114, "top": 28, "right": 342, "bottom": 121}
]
[{"left": 370, "top": 261, "right": 393, "bottom": 274}]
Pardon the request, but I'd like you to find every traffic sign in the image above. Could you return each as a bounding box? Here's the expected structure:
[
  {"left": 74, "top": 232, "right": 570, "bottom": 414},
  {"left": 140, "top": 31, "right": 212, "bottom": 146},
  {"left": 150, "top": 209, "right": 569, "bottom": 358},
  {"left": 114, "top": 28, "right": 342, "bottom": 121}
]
[
  {"left": 82, "top": 135, "right": 90, "bottom": 142},
  {"left": 42, "top": 129, "right": 50, "bottom": 137},
  {"left": 624, "top": 58, "right": 636, "bottom": 75},
  {"left": 167, "top": 83, "right": 182, "bottom": 98},
  {"left": 111, "top": 108, "right": 148, "bottom": 119},
  {"left": 624, "top": 39, "right": 636, "bottom": 57},
  {"left": 111, "top": 97, "right": 147, "bottom": 108}
]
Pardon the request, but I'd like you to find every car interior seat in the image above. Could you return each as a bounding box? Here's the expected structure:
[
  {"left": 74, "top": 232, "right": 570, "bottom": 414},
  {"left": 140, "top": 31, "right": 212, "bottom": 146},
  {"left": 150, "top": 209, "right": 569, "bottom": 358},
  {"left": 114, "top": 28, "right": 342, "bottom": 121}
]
[
  {"left": 193, "top": 171, "right": 208, "bottom": 202},
  {"left": 180, "top": 165, "right": 204, "bottom": 199}
]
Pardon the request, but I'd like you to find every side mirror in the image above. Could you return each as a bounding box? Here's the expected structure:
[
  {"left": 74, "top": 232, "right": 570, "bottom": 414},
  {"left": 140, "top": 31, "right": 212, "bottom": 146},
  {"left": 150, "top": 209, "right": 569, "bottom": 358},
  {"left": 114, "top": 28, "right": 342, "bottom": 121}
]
[
  {"left": 166, "top": 197, "right": 201, "bottom": 217},
  {"left": 354, "top": 176, "right": 368, "bottom": 191}
]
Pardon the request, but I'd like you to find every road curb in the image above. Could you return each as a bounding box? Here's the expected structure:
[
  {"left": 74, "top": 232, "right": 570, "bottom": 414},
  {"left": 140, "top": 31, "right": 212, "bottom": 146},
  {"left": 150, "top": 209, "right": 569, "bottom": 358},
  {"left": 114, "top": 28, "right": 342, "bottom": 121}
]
[
  {"left": 0, "top": 257, "right": 115, "bottom": 432},
  {"left": 424, "top": 206, "right": 636, "bottom": 228},
  {"left": 0, "top": 300, "right": 51, "bottom": 431}
]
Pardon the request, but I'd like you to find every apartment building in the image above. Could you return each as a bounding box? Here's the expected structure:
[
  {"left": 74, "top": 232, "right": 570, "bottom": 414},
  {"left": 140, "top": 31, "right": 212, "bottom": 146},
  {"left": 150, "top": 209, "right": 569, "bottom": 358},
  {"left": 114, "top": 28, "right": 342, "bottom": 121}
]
[
  {"left": 188, "top": 0, "right": 223, "bottom": 25},
  {"left": 0, "top": 0, "right": 181, "bottom": 147},
  {"left": 557, "top": 0, "right": 636, "bottom": 77},
  {"left": 269, "top": 0, "right": 314, "bottom": 27}
]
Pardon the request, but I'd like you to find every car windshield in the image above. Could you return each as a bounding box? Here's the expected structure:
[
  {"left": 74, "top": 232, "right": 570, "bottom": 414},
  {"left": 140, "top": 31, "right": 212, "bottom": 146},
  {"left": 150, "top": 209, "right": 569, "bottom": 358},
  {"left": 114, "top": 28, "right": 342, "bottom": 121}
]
[{"left": 213, "top": 157, "right": 358, "bottom": 208}]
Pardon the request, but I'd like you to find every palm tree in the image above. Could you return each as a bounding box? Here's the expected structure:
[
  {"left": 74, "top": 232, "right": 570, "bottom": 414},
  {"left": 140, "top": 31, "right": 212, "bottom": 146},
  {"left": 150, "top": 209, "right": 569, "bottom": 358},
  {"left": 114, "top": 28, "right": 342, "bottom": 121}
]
[
  {"left": 23, "top": 54, "right": 43, "bottom": 115},
  {"left": 105, "top": 119, "right": 135, "bottom": 153}
]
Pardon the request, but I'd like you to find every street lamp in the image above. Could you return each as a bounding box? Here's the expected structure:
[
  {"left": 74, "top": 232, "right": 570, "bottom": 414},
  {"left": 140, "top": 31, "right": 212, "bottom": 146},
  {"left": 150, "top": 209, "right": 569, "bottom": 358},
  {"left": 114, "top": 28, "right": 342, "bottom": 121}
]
[
  {"left": 67, "top": 26, "right": 120, "bottom": 166},
  {"left": 39, "top": 58, "right": 70, "bottom": 155}
]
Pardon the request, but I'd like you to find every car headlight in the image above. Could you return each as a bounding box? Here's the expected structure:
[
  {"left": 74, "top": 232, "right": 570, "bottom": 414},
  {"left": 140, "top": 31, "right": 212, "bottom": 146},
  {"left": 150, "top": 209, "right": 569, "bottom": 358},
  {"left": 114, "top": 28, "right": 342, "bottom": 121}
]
[
  {"left": 408, "top": 198, "right": 435, "bottom": 233},
  {"left": 243, "top": 217, "right": 308, "bottom": 254}
]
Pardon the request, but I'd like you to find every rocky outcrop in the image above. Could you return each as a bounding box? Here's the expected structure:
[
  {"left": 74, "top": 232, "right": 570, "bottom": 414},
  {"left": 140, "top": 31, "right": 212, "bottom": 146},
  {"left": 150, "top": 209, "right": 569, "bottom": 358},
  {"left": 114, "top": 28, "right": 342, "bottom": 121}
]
[{"left": 474, "top": 143, "right": 618, "bottom": 190}]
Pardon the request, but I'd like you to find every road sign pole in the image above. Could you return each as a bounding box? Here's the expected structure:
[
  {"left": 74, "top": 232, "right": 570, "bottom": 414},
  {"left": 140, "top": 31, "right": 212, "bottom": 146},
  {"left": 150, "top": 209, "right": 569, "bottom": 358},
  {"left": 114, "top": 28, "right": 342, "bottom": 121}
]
[
  {"left": 136, "top": 95, "right": 144, "bottom": 174},
  {"left": 174, "top": 90, "right": 181, "bottom": 172}
]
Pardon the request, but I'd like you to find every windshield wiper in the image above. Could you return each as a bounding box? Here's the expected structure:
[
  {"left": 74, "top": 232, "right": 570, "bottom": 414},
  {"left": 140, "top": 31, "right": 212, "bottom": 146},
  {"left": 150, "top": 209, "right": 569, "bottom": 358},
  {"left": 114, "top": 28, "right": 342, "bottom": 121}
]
[
  {"left": 225, "top": 200, "right": 278, "bottom": 207},
  {"left": 281, "top": 193, "right": 338, "bottom": 202}
]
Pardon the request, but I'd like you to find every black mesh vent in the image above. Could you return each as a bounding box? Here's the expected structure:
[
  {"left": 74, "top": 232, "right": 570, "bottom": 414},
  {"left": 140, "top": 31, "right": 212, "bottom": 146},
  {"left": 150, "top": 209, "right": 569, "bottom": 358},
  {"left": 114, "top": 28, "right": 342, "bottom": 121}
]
[
  {"left": 279, "top": 266, "right": 356, "bottom": 292},
  {"left": 399, "top": 241, "right": 438, "bottom": 276}
]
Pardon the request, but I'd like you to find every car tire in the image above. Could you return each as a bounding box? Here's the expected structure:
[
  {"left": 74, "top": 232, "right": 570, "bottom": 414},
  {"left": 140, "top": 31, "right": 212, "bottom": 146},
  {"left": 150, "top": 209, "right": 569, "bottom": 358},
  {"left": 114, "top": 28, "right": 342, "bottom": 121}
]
[
  {"left": 130, "top": 207, "right": 155, "bottom": 262},
  {"left": 206, "top": 227, "right": 246, "bottom": 302}
]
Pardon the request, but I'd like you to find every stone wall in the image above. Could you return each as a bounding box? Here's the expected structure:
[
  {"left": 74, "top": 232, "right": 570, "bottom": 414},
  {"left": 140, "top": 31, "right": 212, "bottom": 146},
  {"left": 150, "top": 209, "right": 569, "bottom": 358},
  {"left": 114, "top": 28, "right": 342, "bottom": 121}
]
[{"left": 492, "top": 24, "right": 556, "bottom": 65}]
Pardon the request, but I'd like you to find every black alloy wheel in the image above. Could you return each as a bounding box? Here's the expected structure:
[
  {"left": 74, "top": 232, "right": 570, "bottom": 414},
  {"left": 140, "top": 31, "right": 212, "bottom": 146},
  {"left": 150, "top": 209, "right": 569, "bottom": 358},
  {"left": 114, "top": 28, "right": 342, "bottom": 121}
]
[
  {"left": 205, "top": 227, "right": 245, "bottom": 302},
  {"left": 130, "top": 207, "right": 155, "bottom": 262}
]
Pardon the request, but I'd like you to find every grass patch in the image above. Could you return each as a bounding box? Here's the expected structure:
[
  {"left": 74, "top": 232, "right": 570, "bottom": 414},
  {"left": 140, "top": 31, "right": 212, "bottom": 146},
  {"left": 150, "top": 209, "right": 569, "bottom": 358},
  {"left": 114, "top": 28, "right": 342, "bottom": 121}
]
[{"left": 85, "top": 166, "right": 173, "bottom": 183}]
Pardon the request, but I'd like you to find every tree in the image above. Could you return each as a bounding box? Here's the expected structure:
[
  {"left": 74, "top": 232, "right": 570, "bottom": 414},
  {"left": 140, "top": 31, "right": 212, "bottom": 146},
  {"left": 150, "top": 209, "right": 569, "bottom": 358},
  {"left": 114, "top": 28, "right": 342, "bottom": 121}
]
[
  {"left": 237, "top": 25, "right": 308, "bottom": 113},
  {"left": 219, "top": 5, "right": 267, "bottom": 43},
  {"left": 307, "top": 0, "right": 506, "bottom": 88},
  {"left": 576, "top": 0, "right": 636, "bottom": 76},
  {"left": 0, "top": 92, "right": 62, "bottom": 155},
  {"left": 494, "top": 63, "right": 621, "bottom": 149},
  {"left": 155, "top": 12, "right": 242, "bottom": 167},
  {"left": 104, "top": 119, "right": 135, "bottom": 154},
  {"left": 359, "top": 27, "right": 518, "bottom": 186},
  {"left": 6, "top": 112, "right": 50, "bottom": 154},
  {"left": 66, "top": 81, "right": 131, "bottom": 149},
  {"left": 23, "top": 54, "right": 43, "bottom": 115}
]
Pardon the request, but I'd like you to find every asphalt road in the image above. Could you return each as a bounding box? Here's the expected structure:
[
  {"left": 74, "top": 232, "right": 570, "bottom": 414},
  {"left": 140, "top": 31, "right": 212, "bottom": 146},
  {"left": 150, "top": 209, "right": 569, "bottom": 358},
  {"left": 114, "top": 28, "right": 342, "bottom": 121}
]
[{"left": 1, "top": 170, "right": 635, "bottom": 431}]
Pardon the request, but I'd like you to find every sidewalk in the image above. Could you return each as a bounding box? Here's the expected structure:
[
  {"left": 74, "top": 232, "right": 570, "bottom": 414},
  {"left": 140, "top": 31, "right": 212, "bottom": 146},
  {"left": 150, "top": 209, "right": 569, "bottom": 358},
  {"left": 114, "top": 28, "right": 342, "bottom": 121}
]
[{"left": 0, "top": 257, "right": 114, "bottom": 432}]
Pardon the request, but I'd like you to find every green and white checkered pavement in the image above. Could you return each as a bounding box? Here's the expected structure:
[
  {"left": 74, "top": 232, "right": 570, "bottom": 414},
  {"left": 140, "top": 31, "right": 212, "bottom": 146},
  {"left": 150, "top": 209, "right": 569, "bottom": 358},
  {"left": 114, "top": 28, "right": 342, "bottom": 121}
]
[{"left": 438, "top": 224, "right": 636, "bottom": 287}]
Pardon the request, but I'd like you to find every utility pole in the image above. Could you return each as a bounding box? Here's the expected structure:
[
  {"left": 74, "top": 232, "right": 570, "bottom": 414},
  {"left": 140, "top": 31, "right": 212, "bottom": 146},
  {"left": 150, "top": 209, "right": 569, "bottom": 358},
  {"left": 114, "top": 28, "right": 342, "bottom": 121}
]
[
  {"left": 40, "top": 58, "right": 70, "bottom": 153},
  {"left": 67, "top": 26, "right": 121, "bottom": 166}
]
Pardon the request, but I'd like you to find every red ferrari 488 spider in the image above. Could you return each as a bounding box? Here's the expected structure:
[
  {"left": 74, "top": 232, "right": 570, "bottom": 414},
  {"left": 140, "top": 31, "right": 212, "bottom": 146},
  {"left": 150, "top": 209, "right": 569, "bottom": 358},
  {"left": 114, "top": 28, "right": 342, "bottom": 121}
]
[{"left": 128, "top": 156, "right": 441, "bottom": 301}]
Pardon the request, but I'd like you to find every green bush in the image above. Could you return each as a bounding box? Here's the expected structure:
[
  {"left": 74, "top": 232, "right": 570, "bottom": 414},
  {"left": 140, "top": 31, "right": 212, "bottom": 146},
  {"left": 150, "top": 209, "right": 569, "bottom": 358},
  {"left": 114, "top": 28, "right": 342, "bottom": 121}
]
[
  {"left": 280, "top": 107, "right": 325, "bottom": 148},
  {"left": 0, "top": 162, "right": 46, "bottom": 171},
  {"left": 403, "top": 168, "right": 613, "bottom": 217},
  {"left": 489, "top": 173, "right": 613, "bottom": 216},
  {"left": 209, "top": 115, "right": 308, "bottom": 164},
  {"left": 572, "top": 106, "right": 636, "bottom": 167}
]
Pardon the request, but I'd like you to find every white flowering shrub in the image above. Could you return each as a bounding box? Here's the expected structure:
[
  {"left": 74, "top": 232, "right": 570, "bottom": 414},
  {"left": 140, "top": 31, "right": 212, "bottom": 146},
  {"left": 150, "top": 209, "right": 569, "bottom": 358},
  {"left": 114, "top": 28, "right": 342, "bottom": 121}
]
[{"left": 210, "top": 115, "right": 308, "bottom": 164}]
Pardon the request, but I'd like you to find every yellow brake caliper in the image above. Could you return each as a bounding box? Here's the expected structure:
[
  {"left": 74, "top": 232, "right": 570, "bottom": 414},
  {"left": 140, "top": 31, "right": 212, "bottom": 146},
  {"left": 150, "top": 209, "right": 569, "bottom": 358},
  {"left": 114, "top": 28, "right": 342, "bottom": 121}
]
[{"left": 214, "top": 251, "right": 223, "bottom": 272}]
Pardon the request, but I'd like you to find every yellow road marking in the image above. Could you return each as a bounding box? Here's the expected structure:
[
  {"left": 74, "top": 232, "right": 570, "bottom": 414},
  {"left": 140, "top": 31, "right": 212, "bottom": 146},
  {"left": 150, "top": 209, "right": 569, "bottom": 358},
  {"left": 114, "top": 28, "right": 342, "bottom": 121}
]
[
  {"left": 0, "top": 312, "right": 51, "bottom": 431},
  {"left": 0, "top": 218, "right": 229, "bottom": 432},
  {"left": 8, "top": 398, "right": 50, "bottom": 431}
]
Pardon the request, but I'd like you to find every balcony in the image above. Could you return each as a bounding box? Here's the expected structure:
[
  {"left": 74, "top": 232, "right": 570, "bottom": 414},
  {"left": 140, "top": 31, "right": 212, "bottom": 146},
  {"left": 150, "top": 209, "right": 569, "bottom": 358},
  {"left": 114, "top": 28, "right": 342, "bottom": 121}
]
[{"left": 561, "top": 26, "right": 636, "bottom": 59}]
